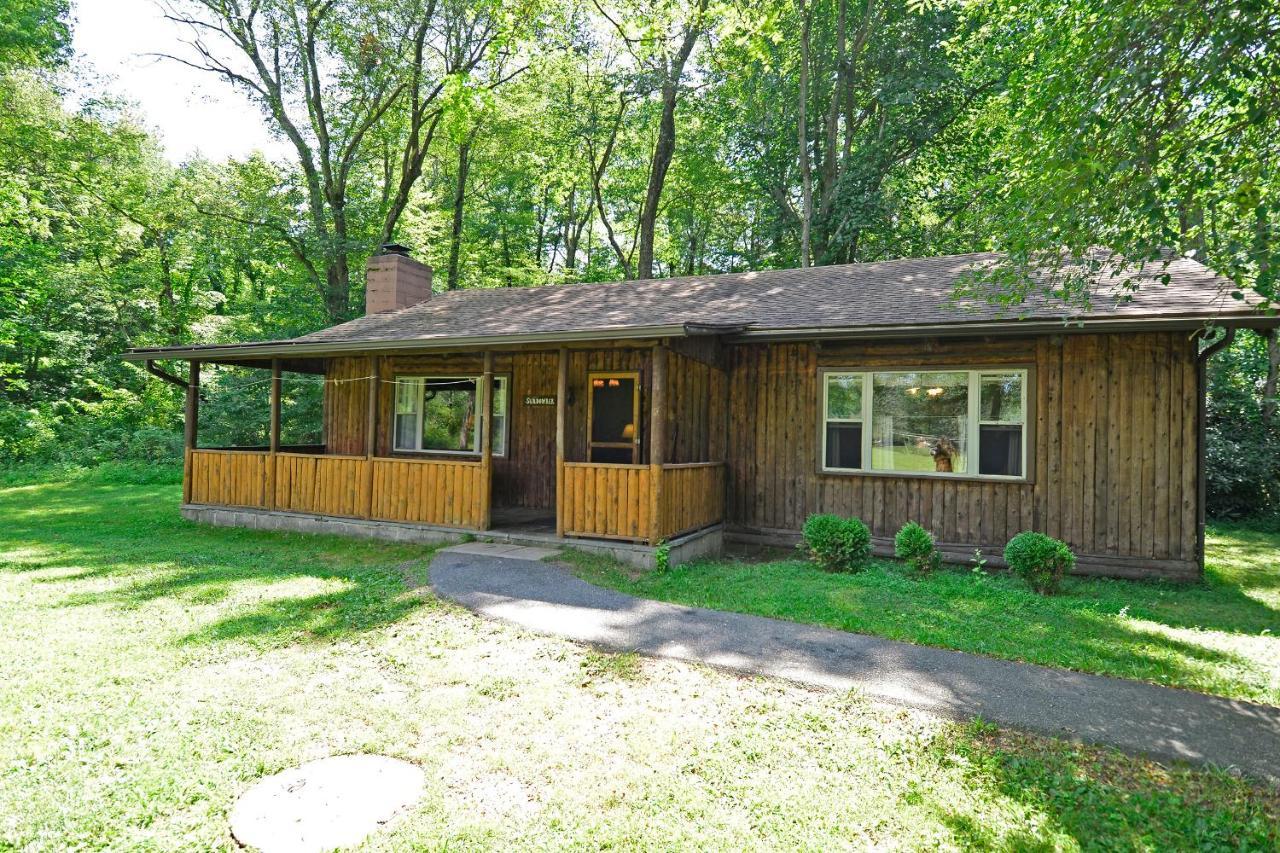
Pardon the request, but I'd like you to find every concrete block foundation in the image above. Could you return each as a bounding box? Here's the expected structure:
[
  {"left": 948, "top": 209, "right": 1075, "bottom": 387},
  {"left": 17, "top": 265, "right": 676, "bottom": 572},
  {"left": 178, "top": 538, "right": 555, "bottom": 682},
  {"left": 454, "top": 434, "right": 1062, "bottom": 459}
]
[{"left": 181, "top": 504, "right": 722, "bottom": 570}]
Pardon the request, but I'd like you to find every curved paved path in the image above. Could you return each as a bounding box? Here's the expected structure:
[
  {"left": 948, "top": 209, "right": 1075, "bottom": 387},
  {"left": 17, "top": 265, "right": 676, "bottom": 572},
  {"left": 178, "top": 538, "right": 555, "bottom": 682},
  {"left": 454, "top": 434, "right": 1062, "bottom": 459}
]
[{"left": 430, "top": 548, "right": 1280, "bottom": 784}]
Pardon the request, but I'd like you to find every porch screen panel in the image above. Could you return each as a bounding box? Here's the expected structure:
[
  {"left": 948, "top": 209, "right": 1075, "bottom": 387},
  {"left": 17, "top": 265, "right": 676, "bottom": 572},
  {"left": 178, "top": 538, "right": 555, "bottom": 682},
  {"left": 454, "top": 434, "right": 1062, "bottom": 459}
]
[
  {"left": 394, "top": 378, "right": 421, "bottom": 450},
  {"left": 421, "top": 378, "right": 478, "bottom": 453}
]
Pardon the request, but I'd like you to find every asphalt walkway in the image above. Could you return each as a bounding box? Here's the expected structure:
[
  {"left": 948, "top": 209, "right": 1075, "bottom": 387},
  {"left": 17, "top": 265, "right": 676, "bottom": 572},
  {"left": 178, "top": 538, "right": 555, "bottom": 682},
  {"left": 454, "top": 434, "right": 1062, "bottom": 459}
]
[{"left": 429, "top": 547, "right": 1280, "bottom": 783}]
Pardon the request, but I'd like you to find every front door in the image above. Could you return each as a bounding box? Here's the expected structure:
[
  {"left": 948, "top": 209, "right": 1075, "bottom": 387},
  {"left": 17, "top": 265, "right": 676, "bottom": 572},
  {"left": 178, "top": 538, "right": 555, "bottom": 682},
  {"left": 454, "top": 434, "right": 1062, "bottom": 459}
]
[{"left": 587, "top": 371, "right": 640, "bottom": 463}]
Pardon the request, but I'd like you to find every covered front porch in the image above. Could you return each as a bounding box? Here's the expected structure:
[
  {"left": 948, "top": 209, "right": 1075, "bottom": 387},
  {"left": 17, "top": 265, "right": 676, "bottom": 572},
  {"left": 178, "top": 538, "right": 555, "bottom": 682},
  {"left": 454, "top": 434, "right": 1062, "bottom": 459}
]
[{"left": 174, "top": 339, "right": 727, "bottom": 557}]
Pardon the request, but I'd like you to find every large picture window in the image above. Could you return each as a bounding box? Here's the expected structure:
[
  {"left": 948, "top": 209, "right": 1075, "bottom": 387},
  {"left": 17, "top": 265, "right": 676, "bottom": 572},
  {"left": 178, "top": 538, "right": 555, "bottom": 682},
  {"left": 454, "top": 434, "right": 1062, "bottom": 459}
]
[
  {"left": 821, "top": 368, "right": 1028, "bottom": 479},
  {"left": 393, "top": 375, "right": 508, "bottom": 455}
]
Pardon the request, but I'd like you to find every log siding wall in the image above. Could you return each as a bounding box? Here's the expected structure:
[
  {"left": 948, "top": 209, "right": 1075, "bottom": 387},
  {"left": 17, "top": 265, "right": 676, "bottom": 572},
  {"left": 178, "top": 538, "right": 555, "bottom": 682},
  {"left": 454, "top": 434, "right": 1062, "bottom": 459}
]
[
  {"left": 308, "top": 331, "right": 1197, "bottom": 578},
  {"left": 325, "top": 346, "right": 723, "bottom": 510},
  {"left": 725, "top": 332, "right": 1200, "bottom": 579}
]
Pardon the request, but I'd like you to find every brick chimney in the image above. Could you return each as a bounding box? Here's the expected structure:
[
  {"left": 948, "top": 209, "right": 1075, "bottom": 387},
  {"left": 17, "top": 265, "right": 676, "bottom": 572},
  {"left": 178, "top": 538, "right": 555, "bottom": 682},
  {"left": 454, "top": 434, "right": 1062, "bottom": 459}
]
[{"left": 365, "top": 243, "right": 432, "bottom": 314}]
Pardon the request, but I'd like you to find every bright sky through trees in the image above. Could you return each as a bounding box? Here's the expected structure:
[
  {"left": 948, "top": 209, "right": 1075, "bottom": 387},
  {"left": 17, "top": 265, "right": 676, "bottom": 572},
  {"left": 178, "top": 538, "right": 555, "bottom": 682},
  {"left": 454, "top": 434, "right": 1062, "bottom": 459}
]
[{"left": 71, "top": 0, "right": 288, "bottom": 162}]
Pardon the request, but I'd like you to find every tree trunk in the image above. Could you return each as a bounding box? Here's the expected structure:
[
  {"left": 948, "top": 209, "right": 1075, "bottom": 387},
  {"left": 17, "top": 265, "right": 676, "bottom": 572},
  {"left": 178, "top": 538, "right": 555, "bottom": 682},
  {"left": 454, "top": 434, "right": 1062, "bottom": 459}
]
[
  {"left": 797, "top": 0, "right": 813, "bottom": 268},
  {"left": 590, "top": 95, "right": 633, "bottom": 278},
  {"left": 637, "top": 81, "right": 680, "bottom": 280},
  {"left": 1264, "top": 329, "right": 1279, "bottom": 429},
  {"left": 446, "top": 138, "right": 473, "bottom": 291},
  {"left": 564, "top": 186, "right": 590, "bottom": 275},
  {"left": 326, "top": 198, "right": 352, "bottom": 319},
  {"left": 634, "top": 0, "right": 708, "bottom": 280},
  {"left": 324, "top": 259, "right": 350, "bottom": 320}
]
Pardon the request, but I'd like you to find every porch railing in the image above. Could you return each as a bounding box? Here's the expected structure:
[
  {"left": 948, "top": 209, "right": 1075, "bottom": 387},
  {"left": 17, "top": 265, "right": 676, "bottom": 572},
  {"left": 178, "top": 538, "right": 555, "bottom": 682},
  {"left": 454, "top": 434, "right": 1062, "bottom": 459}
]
[
  {"left": 189, "top": 448, "right": 270, "bottom": 508},
  {"left": 562, "top": 461, "right": 725, "bottom": 543},
  {"left": 187, "top": 449, "right": 723, "bottom": 544},
  {"left": 562, "top": 462, "right": 653, "bottom": 541},
  {"left": 186, "top": 449, "right": 486, "bottom": 530},
  {"left": 274, "top": 453, "right": 370, "bottom": 518},
  {"left": 369, "top": 457, "right": 486, "bottom": 529}
]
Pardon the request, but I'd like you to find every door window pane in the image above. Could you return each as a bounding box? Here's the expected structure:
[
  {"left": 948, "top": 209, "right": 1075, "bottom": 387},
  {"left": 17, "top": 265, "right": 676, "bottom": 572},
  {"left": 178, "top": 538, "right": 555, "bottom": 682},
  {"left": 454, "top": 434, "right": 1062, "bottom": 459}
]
[
  {"left": 590, "top": 377, "right": 636, "bottom": 444},
  {"left": 589, "top": 375, "right": 638, "bottom": 463},
  {"left": 871, "top": 371, "right": 969, "bottom": 473}
]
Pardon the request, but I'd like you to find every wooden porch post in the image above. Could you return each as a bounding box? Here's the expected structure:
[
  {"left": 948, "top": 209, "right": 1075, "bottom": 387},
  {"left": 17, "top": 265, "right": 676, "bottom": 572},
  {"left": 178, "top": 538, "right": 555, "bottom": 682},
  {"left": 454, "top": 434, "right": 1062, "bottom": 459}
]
[
  {"left": 267, "top": 358, "right": 281, "bottom": 509},
  {"left": 182, "top": 360, "right": 200, "bottom": 504},
  {"left": 555, "top": 347, "right": 568, "bottom": 537},
  {"left": 649, "top": 344, "right": 668, "bottom": 544},
  {"left": 480, "top": 351, "right": 494, "bottom": 530},
  {"left": 363, "top": 355, "right": 380, "bottom": 519}
]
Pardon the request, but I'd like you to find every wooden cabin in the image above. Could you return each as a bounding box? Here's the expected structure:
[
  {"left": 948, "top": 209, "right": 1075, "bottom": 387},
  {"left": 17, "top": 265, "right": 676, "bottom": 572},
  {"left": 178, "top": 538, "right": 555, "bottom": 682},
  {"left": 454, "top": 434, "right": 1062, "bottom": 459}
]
[{"left": 125, "top": 246, "right": 1276, "bottom": 579}]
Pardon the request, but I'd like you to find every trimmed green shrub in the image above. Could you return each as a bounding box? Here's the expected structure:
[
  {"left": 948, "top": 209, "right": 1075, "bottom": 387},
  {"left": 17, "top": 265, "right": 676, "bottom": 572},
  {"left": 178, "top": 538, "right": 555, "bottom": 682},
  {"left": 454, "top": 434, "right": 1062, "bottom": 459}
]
[
  {"left": 802, "top": 514, "right": 871, "bottom": 572},
  {"left": 894, "top": 522, "right": 941, "bottom": 574},
  {"left": 1004, "top": 531, "right": 1075, "bottom": 594}
]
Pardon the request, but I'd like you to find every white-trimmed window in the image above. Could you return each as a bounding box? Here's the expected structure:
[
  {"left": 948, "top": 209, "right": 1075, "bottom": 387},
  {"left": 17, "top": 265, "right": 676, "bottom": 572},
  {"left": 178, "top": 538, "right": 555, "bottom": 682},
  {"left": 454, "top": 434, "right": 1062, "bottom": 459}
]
[
  {"left": 821, "top": 368, "right": 1028, "bottom": 479},
  {"left": 393, "top": 375, "right": 508, "bottom": 455},
  {"left": 822, "top": 372, "right": 865, "bottom": 470}
]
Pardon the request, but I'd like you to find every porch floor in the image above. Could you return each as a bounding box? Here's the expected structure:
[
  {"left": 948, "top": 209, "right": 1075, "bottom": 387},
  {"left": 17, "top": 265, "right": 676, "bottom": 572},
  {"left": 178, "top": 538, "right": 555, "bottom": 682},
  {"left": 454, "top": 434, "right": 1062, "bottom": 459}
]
[{"left": 490, "top": 507, "right": 556, "bottom": 536}]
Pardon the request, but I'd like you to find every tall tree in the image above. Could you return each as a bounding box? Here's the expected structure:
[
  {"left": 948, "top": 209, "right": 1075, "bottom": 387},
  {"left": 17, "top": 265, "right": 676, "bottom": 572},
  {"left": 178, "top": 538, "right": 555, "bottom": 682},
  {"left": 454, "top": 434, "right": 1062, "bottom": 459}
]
[
  {"left": 795, "top": 0, "right": 811, "bottom": 266},
  {"left": 595, "top": 0, "right": 711, "bottom": 279},
  {"left": 160, "top": 0, "right": 519, "bottom": 320}
]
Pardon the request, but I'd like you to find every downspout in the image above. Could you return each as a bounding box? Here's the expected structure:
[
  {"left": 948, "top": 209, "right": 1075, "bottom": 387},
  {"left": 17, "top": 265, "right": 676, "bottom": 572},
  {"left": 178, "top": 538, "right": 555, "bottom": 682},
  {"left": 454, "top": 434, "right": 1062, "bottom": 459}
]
[
  {"left": 1195, "top": 326, "right": 1235, "bottom": 574},
  {"left": 144, "top": 359, "right": 189, "bottom": 388}
]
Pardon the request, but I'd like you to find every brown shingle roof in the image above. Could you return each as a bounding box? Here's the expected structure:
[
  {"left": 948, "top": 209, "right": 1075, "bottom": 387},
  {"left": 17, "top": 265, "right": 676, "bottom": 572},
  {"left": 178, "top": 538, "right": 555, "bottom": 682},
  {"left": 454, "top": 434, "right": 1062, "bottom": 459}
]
[
  {"left": 126, "top": 252, "right": 1274, "bottom": 360},
  {"left": 295, "top": 252, "right": 1260, "bottom": 344}
]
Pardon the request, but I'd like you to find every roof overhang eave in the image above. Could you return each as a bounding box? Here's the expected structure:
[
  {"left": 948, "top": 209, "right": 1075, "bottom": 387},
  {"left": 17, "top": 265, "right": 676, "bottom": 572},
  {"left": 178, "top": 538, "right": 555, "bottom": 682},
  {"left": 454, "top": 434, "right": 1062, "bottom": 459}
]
[{"left": 121, "top": 323, "right": 695, "bottom": 363}]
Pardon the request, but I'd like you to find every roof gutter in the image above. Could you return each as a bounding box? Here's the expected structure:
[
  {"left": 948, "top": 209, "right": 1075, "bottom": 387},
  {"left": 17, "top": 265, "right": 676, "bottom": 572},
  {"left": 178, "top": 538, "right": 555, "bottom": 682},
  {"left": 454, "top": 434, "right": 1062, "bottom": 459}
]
[
  {"left": 731, "top": 313, "right": 1280, "bottom": 342},
  {"left": 124, "top": 313, "right": 1278, "bottom": 363},
  {"left": 122, "top": 323, "right": 694, "bottom": 363}
]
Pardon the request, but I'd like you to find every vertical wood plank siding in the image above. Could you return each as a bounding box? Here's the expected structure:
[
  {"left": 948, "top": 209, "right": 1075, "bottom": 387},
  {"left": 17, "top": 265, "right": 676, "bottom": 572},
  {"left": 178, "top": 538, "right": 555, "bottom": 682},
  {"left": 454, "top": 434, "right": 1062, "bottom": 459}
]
[
  {"left": 322, "top": 356, "right": 371, "bottom": 456},
  {"left": 726, "top": 333, "right": 1201, "bottom": 579},
  {"left": 660, "top": 463, "right": 725, "bottom": 538},
  {"left": 663, "top": 347, "right": 725, "bottom": 463},
  {"left": 494, "top": 352, "right": 557, "bottom": 508},
  {"left": 193, "top": 332, "right": 1195, "bottom": 577}
]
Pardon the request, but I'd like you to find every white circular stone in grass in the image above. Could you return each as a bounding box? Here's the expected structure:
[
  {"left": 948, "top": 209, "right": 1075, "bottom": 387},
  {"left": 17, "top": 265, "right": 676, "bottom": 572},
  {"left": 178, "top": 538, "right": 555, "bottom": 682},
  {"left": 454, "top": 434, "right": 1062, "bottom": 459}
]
[{"left": 229, "top": 754, "right": 425, "bottom": 853}]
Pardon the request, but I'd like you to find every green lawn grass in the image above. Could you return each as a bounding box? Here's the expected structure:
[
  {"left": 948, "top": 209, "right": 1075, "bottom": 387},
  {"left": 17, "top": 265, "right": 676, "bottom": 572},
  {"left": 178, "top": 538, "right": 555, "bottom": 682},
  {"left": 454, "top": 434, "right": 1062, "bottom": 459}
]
[
  {"left": 566, "top": 527, "right": 1280, "bottom": 707},
  {"left": 1, "top": 478, "right": 1277, "bottom": 849}
]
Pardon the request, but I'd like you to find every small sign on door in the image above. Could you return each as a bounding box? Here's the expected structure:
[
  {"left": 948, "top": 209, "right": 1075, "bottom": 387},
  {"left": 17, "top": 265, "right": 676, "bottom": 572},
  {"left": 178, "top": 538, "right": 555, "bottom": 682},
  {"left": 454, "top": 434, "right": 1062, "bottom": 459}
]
[{"left": 524, "top": 395, "right": 555, "bottom": 406}]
